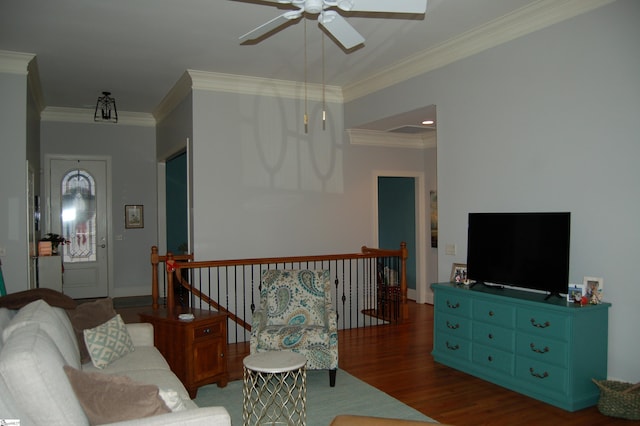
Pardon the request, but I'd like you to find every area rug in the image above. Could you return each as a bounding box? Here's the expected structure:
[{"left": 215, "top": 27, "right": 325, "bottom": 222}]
[{"left": 194, "top": 369, "right": 437, "bottom": 425}]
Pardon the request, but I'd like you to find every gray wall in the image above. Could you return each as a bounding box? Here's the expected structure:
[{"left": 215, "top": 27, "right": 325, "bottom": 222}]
[
  {"left": 0, "top": 72, "right": 29, "bottom": 293},
  {"left": 40, "top": 121, "right": 157, "bottom": 297},
  {"left": 346, "top": 0, "right": 640, "bottom": 382},
  {"left": 188, "top": 89, "right": 430, "bottom": 261}
]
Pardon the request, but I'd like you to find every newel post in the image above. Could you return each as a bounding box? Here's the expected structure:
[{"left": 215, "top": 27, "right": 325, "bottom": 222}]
[
  {"left": 166, "top": 252, "right": 176, "bottom": 313},
  {"left": 150, "top": 246, "right": 159, "bottom": 310},
  {"left": 400, "top": 242, "right": 409, "bottom": 321}
]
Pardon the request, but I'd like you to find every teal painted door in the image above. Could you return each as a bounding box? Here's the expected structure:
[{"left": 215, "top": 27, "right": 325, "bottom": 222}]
[
  {"left": 378, "top": 177, "right": 417, "bottom": 290},
  {"left": 166, "top": 152, "right": 188, "bottom": 254}
]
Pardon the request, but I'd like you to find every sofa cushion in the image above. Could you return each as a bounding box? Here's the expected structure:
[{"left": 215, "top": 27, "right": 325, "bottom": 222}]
[
  {"left": 84, "top": 314, "right": 134, "bottom": 369},
  {"left": 3, "top": 299, "right": 80, "bottom": 368},
  {"left": 0, "top": 322, "right": 88, "bottom": 426},
  {"left": 64, "top": 365, "right": 170, "bottom": 425},
  {"left": 67, "top": 298, "right": 117, "bottom": 363},
  {"left": 0, "top": 288, "right": 77, "bottom": 309},
  {"left": 0, "top": 308, "right": 15, "bottom": 352}
]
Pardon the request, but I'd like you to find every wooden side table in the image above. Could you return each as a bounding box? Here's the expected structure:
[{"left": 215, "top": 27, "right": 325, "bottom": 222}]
[{"left": 139, "top": 308, "right": 229, "bottom": 398}]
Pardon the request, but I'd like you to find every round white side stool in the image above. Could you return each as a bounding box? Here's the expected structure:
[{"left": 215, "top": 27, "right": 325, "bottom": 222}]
[{"left": 242, "top": 351, "right": 307, "bottom": 426}]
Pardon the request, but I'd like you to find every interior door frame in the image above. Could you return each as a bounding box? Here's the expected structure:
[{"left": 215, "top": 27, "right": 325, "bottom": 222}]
[
  {"left": 44, "top": 154, "right": 114, "bottom": 296},
  {"left": 373, "top": 170, "right": 428, "bottom": 303}
]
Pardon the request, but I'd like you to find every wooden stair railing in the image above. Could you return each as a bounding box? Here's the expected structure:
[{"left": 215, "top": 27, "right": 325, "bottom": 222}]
[{"left": 151, "top": 243, "right": 409, "bottom": 333}]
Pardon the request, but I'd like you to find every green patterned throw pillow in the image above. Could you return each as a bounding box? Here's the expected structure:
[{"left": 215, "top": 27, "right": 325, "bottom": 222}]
[{"left": 83, "top": 314, "right": 135, "bottom": 369}]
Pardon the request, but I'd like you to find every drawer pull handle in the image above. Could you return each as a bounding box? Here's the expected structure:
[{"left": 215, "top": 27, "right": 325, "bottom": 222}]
[
  {"left": 220, "top": 353, "right": 224, "bottom": 357},
  {"left": 446, "top": 321, "right": 460, "bottom": 330},
  {"left": 530, "top": 318, "right": 551, "bottom": 329},
  {"left": 202, "top": 328, "right": 211, "bottom": 334},
  {"left": 446, "top": 300, "right": 460, "bottom": 309},
  {"left": 445, "top": 341, "right": 460, "bottom": 351},
  {"left": 489, "top": 311, "right": 495, "bottom": 317},
  {"left": 530, "top": 343, "right": 550, "bottom": 354},
  {"left": 488, "top": 333, "right": 493, "bottom": 339},
  {"left": 487, "top": 356, "right": 493, "bottom": 362},
  {"left": 529, "top": 368, "right": 549, "bottom": 379}
]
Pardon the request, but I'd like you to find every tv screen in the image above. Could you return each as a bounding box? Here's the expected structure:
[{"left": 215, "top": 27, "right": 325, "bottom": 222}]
[{"left": 466, "top": 212, "right": 570, "bottom": 296}]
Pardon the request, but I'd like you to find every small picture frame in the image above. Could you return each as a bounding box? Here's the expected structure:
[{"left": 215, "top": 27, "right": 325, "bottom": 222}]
[
  {"left": 450, "top": 263, "right": 468, "bottom": 284},
  {"left": 125, "top": 205, "right": 144, "bottom": 229},
  {"left": 567, "top": 283, "right": 585, "bottom": 303},
  {"left": 583, "top": 276, "right": 604, "bottom": 304}
]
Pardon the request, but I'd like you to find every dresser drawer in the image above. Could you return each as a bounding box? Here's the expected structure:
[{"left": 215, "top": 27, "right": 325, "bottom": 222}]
[
  {"left": 473, "top": 322, "right": 514, "bottom": 352},
  {"left": 473, "top": 300, "right": 515, "bottom": 326},
  {"left": 516, "top": 334, "right": 568, "bottom": 367},
  {"left": 436, "top": 291, "right": 472, "bottom": 318},
  {"left": 516, "top": 308, "right": 569, "bottom": 341},
  {"left": 435, "top": 312, "right": 472, "bottom": 339},
  {"left": 434, "top": 332, "right": 471, "bottom": 362},
  {"left": 515, "top": 357, "right": 567, "bottom": 394},
  {"left": 192, "top": 321, "right": 223, "bottom": 341},
  {"left": 473, "top": 344, "right": 514, "bottom": 375}
]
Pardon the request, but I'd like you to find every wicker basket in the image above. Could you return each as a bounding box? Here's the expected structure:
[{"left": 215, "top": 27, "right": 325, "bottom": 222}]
[{"left": 592, "top": 379, "right": 640, "bottom": 420}]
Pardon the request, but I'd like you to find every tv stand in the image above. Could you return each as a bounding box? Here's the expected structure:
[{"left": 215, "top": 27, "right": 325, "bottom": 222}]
[{"left": 431, "top": 282, "right": 610, "bottom": 411}]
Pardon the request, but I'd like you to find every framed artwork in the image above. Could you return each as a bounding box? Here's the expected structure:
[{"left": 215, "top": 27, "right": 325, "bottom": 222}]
[
  {"left": 567, "top": 283, "right": 585, "bottom": 303},
  {"left": 583, "top": 276, "right": 604, "bottom": 304},
  {"left": 125, "top": 205, "right": 144, "bottom": 229},
  {"left": 450, "top": 263, "right": 467, "bottom": 284}
]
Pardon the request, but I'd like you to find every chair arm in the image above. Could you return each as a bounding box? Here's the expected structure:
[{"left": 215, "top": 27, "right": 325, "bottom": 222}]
[
  {"left": 250, "top": 309, "right": 266, "bottom": 353},
  {"left": 325, "top": 308, "right": 338, "bottom": 333}
]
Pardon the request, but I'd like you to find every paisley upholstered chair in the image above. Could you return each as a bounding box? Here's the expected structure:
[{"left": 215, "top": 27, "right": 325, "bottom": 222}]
[{"left": 250, "top": 269, "right": 339, "bottom": 386}]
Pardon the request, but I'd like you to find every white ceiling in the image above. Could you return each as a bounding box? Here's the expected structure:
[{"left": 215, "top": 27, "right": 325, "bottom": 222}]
[{"left": 0, "top": 0, "right": 607, "bottom": 122}]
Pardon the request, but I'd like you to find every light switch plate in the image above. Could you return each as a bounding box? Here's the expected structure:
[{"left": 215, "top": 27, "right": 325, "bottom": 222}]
[{"left": 445, "top": 244, "right": 456, "bottom": 256}]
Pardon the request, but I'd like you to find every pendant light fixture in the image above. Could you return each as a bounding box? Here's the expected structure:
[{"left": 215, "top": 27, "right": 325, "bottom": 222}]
[{"left": 94, "top": 91, "right": 118, "bottom": 123}]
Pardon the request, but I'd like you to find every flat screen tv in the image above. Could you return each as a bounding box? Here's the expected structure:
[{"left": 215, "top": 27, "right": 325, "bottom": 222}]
[{"left": 466, "top": 212, "right": 570, "bottom": 298}]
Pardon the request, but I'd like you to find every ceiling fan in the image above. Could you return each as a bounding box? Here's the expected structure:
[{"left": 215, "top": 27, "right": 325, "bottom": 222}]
[{"left": 239, "top": 0, "right": 428, "bottom": 50}]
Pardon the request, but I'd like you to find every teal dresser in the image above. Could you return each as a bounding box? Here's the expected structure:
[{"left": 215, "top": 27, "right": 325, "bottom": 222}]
[{"left": 431, "top": 282, "right": 610, "bottom": 411}]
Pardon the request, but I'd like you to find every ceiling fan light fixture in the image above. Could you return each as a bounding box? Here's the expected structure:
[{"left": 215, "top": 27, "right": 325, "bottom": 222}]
[
  {"left": 305, "top": 0, "right": 324, "bottom": 14},
  {"left": 336, "top": 0, "right": 355, "bottom": 12}
]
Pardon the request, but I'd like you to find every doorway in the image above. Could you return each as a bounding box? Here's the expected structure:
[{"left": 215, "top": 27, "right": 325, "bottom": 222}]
[
  {"left": 46, "top": 156, "right": 111, "bottom": 298},
  {"left": 374, "top": 172, "right": 427, "bottom": 303}
]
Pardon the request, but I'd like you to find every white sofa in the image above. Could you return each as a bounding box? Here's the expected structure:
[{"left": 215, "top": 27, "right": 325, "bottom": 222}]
[{"left": 0, "top": 299, "right": 231, "bottom": 426}]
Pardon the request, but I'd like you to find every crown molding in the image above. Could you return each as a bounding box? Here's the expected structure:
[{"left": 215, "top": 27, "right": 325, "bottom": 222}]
[
  {"left": 41, "top": 107, "right": 155, "bottom": 127},
  {"left": 347, "top": 128, "right": 436, "bottom": 149},
  {"left": 154, "top": 69, "right": 343, "bottom": 123},
  {"left": 0, "top": 50, "right": 35, "bottom": 74},
  {"left": 342, "top": 0, "right": 616, "bottom": 102}
]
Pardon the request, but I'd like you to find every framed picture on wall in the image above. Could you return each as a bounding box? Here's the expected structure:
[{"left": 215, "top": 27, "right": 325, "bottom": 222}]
[{"left": 125, "top": 205, "right": 144, "bottom": 229}]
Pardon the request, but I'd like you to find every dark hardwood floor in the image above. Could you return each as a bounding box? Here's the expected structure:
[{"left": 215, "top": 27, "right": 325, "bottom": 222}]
[{"left": 118, "top": 301, "right": 629, "bottom": 425}]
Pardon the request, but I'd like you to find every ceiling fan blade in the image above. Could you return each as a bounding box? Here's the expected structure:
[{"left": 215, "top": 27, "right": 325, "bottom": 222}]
[
  {"left": 239, "top": 11, "right": 301, "bottom": 43},
  {"left": 343, "top": 0, "right": 427, "bottom": 14},
  {"left": 319, "top": 11, "right": 365, "bottom": 49}
]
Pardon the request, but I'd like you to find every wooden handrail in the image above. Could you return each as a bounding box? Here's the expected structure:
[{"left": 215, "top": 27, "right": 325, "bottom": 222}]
[{"left": 151, "top": 243, "right": 409, "bottom": 325}]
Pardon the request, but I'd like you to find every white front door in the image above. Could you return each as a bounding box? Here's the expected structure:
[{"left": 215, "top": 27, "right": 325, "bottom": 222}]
[{"left": 48, "top": 157, "right": 110, "bottom": 298}]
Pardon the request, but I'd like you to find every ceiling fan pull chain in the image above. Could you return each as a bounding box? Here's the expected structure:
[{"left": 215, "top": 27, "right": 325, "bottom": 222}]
[
  {"left": 304, "top": 18, "right": 309, "bottom": 134},
  {"left": 322, "top": 30, "right": 326, "bottom": 131}
]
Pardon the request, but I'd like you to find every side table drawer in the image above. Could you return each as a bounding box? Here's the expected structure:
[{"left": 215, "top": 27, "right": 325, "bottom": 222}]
[{"left": 193, "top": 321, "right": 223, "bottom": 340}]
